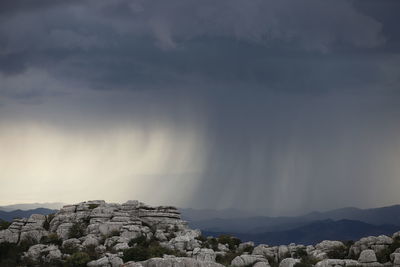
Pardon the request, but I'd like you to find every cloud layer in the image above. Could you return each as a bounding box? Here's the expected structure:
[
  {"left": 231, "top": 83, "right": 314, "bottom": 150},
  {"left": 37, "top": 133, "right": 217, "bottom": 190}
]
[{"left": 0, "top": 0, "right": 400, "bottom": 214}]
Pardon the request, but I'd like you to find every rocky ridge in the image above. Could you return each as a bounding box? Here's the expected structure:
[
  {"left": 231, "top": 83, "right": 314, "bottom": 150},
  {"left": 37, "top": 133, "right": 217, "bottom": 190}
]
[{"left": 0, "top": 200, "right": 400, "bottom": 267}]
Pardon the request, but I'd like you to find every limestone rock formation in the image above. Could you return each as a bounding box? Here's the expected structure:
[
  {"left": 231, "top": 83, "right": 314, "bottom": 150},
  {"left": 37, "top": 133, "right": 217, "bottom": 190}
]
[
  {"left": 350, "top": 236, "right": 393, "bottom": 258},
  {"left": 231, "top": 254, "right": 268, "bottom": 267},
  {"left": 123, "top": 257, "right": 224, "bottom": 267},
  {"left": 1, "top": 200, "right": 400, "bottom": 267},
  {"left": 358, "top": 250, "right": 382, "bottom": 267}
]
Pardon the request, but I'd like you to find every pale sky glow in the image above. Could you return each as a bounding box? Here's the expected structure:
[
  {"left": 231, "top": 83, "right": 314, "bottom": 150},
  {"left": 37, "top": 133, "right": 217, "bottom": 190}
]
[{"left": 0, "top": 122, "right": 206, "bottom": 206}]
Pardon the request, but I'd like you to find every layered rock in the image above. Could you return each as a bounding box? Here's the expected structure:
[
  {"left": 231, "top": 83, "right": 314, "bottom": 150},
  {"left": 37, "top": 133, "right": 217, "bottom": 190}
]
[
  {"left": 358, "top": 249, "right": 382, "bottom": 267},
  {"left": 350, "top": 236, "right": 393, "bottom": 258},
  {"left": 231, "top": 254, "right": 269, "bottom": 267},
  {"left": 2, "top": 200, "right": 400, "bottom": 267},
  {"left": 123, "top": 256, "right": 224, "bottom": 267}
]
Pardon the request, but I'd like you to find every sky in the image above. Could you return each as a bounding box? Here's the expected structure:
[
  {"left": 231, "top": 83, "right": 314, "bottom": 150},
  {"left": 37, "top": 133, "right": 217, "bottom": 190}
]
[{"left": 0, "top": 0, "right": 400, "bottom": 216}]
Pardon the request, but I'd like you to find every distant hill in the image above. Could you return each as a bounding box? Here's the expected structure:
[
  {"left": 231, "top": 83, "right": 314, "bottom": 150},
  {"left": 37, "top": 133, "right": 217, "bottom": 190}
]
[
  {"left": 204, "top": 219, "right": 400, "bottom": 245},
  {"left": 0, "top": 208, "right": 58, "bottom": 222},
  {"left": 300, "top": 205, "right": 400, "bottom": 226},
  {"left": 187, "top": 205, "right": 400, "bottom": 234},
  {"left": 0, "top": 202, "right": 64, "bottom": 211},
  {"left": 179, "top": 208, "right": 260, "bottom": 221}
]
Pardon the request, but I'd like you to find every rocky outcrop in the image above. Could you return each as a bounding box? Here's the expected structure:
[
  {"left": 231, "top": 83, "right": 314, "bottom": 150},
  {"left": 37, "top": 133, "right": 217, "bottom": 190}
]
[
  {"left": 350, "top": 236, "right": 393, "bottom": 258},
  {"left": 316, "top": 259, "right": 361, "bottom": 267},
  {"left": 231, "top": 254, "right": 268, "bottom": 267},
  {"left": 1, "top": 200, "right": 400, "bottom": 267},
  {"left": 87, "top": 253, "right": 124, "bottom": 267},
  {"left": 192, "top": 248, "right": 216, "bottom": 262},
  {"left": 0, "top": 214, "right": 48, "bottom": 244},
  {"left": 123, "top": 257, "right": 224, "bottom": 267}
]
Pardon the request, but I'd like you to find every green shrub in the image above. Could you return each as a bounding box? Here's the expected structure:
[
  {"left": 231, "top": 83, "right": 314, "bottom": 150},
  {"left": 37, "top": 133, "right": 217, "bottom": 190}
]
[
  {"left": 19, "top": 235, "right": 38, "bottom": 251},
  {"left": 375, "top": 238, "right": 400, "bottom": 264},
  {"left": 218, "top": 235, "right": 241, "bottom": 250},
  {"left": 200, "top": 237, "right": 219, "bottom": 250},
  {"left": 66, "top": 252, "right": 91, "bottom": 267},
  {"left": 0, "top": 220, "right": 11, "bottom": 230},
  {"left": 242, "top": 245, "right": 254, "bottom": 254},
  {"left": 43, "top": 213, "right": 55, "bottom": 231},
  {"left": 41, "top": 233, "right": 62, "bottom": 246},
  {"left": 123, "top": 246, "right": 150, "bottom": 262},
  {"left": 123, "top": 238, "right": 183, "bottom": 262},
  {"left": 0, "top": 242, "right": 20, "bottom": 265},
  {"left": 196, "top": 235, "right": 207, "bottom": 243},
  {"left": 389, "top": 237, "right": 400, "bottom": 252},
  {"left": 326, "top": 246, "right": 348, "bottom": 259},
  {"left": 293, "top": 248, "right": 308, "bottom": 259},
  {"left": 129, "top": 235, "right": 148, "bottom": 247},
  {"left": 294, "top": 263, "right": 313, "bottom": 267},
  {"left": 266, "top": 256, "right": 279, "bottom": 267},
  {"left": 68, "top": 222, "right": 86, "bottom": 239},
  {"left": 88, "top": 204, "right": 99, "bottom": 210},
  {"left": 84, "top": 244, "right": 100, "bottom": 260},
  {"left": 61, "top": 242, "right": 80, "bottom": 255},
  {"left": 376, "top": 248, "right": 391, "bottom": 263}
]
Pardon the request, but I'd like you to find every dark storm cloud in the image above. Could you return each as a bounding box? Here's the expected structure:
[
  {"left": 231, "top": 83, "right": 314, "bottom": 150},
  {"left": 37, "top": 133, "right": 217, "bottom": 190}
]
[{"left": 0, "top": 0, "right": 395, "bottom": 96}]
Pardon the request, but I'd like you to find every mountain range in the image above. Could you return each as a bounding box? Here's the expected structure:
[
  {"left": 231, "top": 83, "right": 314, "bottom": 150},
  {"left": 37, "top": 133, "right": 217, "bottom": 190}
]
[
  {"left": 180, "top": 205, "right": 400, "bottom": 244},
  {"left": 0, "top": 208, "right": 58, "bottom": 222}
]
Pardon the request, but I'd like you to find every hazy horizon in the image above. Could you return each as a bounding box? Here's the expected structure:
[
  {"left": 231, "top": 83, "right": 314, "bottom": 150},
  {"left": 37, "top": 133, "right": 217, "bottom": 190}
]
[{"left": 1, "top": 0, "right": 400, "bottom": 216}]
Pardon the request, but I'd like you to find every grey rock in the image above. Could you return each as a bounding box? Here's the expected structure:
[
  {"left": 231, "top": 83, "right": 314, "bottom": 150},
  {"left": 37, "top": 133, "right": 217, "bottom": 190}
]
[
  {"left": 83, "top": 234, "right": 100, "bottom": 247},
  {"left": 316, "top": 259, "right": 361, "bottom": 267},
  {"left": 391, "top": 253, "right": 400, "bottom": 265},
  {"left": 316, "top": 241, "right": 345, "bottom": 252},
  {"left": 87, "top": 254, "right": 123, "bottom": 267},
  {"left": 140, "top": 257, "right": 224, "bottom": 267},
  {"left": 279, "top": 258, "right": 300, "bottom": 267},
  {"left": 359, "top": 250, "right": 378, "bottom": 263},
  {"left": 232, "top": 254, "right": 268, "bottom": 267},
  {"left": 254, "top": 262, "right": 271, "bottom": 267},
  {"left": 192, "top": 248, "right": 216, "bottom": 262}
]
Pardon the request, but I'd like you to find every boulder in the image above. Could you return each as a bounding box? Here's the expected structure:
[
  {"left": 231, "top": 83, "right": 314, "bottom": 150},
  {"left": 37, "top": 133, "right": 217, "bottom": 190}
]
[
  {"left": 316, "top": 240, "right": 346, "bottom": 252},
  {"left": 82, "top": 234, "right": 100, "bottom": 247},
  {"left": 192, "top": 248, "right": 216, "bottom": 262},
  {"left": 252, "top": 244, "right": 277, "bottom": 260},
  {"left": 359, "top": 250, "right": 378, "bottom": 263},
  {"left": 391, "top": 253, "right": 400, "bottom": 265},
  {"left": 254, "top": 262, "right": 271, "bottom": 267},
  {"left": 25, "top": 244, "right": 48, "bottom": 260},
  {"left": 279, "top": 258, "right": 300, "bottom": 267},
  {"left": 231, "top": 254, "right": 268, "bottom": 267},
  {"left": 87, "top": 253, "right": 123, "bottom": 267}
]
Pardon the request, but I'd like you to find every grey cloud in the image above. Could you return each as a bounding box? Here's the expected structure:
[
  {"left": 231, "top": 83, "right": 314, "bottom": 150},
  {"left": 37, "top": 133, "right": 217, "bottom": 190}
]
[{"left": 0, "top": 0, "right": 394, "bottom": 98}]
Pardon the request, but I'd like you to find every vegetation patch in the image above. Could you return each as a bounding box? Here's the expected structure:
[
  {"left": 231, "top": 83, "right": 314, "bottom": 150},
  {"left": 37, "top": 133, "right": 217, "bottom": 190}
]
[
  {"left": 65, "top": 252, "right": 91, "bottom": 267},
  {"left": 217, "top": 234, "right": 241, "bottom": 250},
  {"left": 124, "top": 235, "right": 184, "bottom": 262},
  {"left": 88, "top": 204, "right": 100, "bottom": 210},
  {"left": 43, "top": 213, "right": 56, "bottom": 231},
  {"left": 0, "top": 220, "right": 11, "bottom": 230},
  {"left": 40, "top": 233, "right": 62, "bottom": 246},
  {"left": 376, "top": 238, "right": 400, "bottom": 263},
  {"left": 68, "top": 222, "right": 87, "bottom": 239}
]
